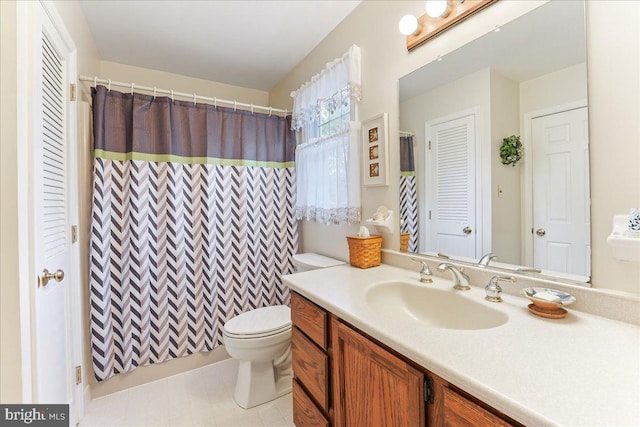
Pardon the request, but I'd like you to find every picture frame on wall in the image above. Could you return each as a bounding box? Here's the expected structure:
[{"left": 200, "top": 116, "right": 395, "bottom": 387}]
[{"left": 362, "top": 113, "right": 389, "bottom": 187}]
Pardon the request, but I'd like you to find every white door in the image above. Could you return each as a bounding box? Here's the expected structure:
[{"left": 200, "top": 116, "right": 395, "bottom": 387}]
[
  {"left": 30, "top": 1, "right": 78, "bottom": 418},
  {"left": 425, "top": 114, "right": 476, "bottom": 258},
  {"left": 532, "top": 107, "right": 590, "bottom": 276}
]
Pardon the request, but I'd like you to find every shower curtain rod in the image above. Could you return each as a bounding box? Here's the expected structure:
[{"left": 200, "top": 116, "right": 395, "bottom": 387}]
[
  {"left": 79, "top": 75, "right": 289, "bottom": 116},
  {"left": 399, "top": 130, "right": 414, "bottom": 136}
]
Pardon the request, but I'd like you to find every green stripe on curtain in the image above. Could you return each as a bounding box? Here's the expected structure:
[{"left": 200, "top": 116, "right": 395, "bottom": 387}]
[
  {"left": 94, "top": 149, "right": 295, "bottom": 169},
  {"left": 400, "top": 171, "right": 415, "bottom": 177}
]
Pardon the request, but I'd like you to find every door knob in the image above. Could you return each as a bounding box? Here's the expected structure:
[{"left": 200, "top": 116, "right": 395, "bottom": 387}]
[
  {"left": 40, "top": 268, "right": 64, "bottom": 287},
  {"left": 536, "top": 228, "right": 546, "bottom": 237},
  {"left": 463, "top": 227, "right": 472, "bottom": 235}
]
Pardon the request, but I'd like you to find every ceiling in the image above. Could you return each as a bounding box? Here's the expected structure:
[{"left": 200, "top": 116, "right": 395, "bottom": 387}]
[
  {"left": 400, "top": 0, "right": 586, "bottom": 101},
  {"left": 79, "top": 1, "right": 361, "bottom": 92}
]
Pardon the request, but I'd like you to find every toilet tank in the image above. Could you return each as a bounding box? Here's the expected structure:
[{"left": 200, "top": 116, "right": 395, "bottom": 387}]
[{"left": 293, "top": 253, "right": 345, "bottom": 272}]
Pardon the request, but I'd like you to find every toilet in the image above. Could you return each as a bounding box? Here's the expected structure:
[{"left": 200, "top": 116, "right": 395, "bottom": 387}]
[{"left": 222, "top": 253, "right": 344, "bottom": 409}]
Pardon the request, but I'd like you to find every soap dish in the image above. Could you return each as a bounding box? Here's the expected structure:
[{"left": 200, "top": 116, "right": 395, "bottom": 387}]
[{"left": 521, "top": 287, "right": 576, "bottom": 319}]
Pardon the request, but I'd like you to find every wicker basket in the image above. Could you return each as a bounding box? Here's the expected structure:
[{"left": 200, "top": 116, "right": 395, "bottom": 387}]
[
  {"left": 346, "top": 235, "right": 382, "bottom": 268},
  {"left": 400, "top": 233, "right": 410, "bottom": 252}
]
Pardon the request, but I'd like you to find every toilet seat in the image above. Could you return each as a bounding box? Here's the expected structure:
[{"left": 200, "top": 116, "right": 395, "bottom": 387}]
[{"left": 223, "top": 305, "right": 291, "bottom": 339}]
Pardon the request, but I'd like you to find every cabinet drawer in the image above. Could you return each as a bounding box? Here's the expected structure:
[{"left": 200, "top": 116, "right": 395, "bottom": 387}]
[
  {"left": 292, "top": 326, "right": 329, "bottom": 411},
  {"left": 443, "top": 387, "right": 513, "bottom": 427},
  {"left": 293, "top": 379, "right": 329, "bottom": 427},
  {"left": 291, "top": 292, "right": 328, "bottom": 349}
]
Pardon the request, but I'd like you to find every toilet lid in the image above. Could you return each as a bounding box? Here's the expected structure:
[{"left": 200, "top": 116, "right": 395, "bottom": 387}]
[
  {"left": 293, "top": 253, "right": 345, "bottom": 270},
  {"left": 224, "top": 305, "right": 291, "bottom": 338}
]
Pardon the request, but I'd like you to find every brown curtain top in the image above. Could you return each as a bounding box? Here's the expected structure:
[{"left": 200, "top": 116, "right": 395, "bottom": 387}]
[{"left": 92, "top": 85, "right": 295, "bottom": 167}]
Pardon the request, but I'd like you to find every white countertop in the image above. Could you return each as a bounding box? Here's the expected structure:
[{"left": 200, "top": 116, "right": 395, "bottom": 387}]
[{"left": 283, "top": 263, "right": 640, "bottom": 426}]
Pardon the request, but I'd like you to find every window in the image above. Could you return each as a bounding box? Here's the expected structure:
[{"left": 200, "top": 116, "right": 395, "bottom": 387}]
[{"left": 291, "top": 46, "right": 361, "bottom": 224}]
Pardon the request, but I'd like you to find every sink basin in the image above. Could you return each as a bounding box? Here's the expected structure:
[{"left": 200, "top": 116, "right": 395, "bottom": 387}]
[{"left": 365, "top": 281, "right": 508, "bottom": 330}]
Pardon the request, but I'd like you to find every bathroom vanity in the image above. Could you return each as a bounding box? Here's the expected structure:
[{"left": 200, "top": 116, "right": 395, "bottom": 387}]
[{"left": 284, "top": 263, "right": 640, "bottom": 426}]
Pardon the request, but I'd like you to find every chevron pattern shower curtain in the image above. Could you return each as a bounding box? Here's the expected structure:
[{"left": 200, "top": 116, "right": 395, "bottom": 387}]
[
  {"left": 89, "top": 86, "right": 298, "bottom": 381},
  {"left": 400, "top": 135, "right": 418, "bottom": 253}
]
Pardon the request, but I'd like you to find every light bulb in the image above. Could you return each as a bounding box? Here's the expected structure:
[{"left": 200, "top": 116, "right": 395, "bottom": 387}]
[
  {"left": 399, "top": 14, "right": 420, "bottom": 36},
  {"left": 425, "top": 0, "right": 449, "bottom": 18}
]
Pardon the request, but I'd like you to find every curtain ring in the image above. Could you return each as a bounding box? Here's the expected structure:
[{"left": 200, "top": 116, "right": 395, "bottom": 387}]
[
  {"left": 131, "top": 83, "right": 135, "bottom": 96},
  {"left": 234, "top": 101, "right": 237, "bottom": 112},
  {"left": 153, "top": 87, "right": 157, "bottom": 100},
  {"left": 93, "top": 76, "right": 97, "bottom": 87},
  {"left": 250, "top": 104, "right": 254, "bottom": 114},
  {"left": 107, "top": 79, "right": 111, "bottom": 92},
  {"left": 214, "top": 97, "right": 217, "bottom": 109},
  {"left": 269, "top": 107, "right": 273, "bottom": 117},
  {"left": 171, "top": 90, "right": 174, "bottom": 102},
  {"left": 193, "top": 93, "right": 197, "bottom": 106}
]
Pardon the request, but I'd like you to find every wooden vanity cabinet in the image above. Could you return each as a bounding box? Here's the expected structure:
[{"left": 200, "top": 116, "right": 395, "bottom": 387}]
[
  {"left": 290, "top": 291, "right": 521, "bottom": 427},
  {"left": 331, "top": 317, "right": 425, "bottom": 427},
  {"left": 291, "top": 292, "right": 331, "bottom": 427}
]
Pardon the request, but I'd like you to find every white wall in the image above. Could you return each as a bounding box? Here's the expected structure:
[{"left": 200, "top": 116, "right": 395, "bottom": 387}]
[
  {"left": 490, "top": 70, "right": 520, "bottom": 265},
  {"left": 99, "top": 61, "right": 270, "bottom": 106},
  {"left": 269, "top": 1, "right": 640, "bottom": 294},
  {"left": 1, "top": 0, "right": 23, "bottom": 403},
  {"left": 520, "top": 62, "right": 587, "bottom": 117},
  {"left": 587, "top": 1, "right": 640, "bottom": 294}
]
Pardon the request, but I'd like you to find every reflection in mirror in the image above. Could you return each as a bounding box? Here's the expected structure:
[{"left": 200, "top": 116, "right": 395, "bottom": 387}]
[{"left": 398, "top": 1, "right": 590, "bottom": 283}]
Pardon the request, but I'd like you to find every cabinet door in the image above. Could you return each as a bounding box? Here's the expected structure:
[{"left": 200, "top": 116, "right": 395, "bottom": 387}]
[
  {"left": 443, "top": 388, "right": 514, "bottom": 427},
  {"left": 331, "top": 318, "right": 424, "bottom": 427},
  {"left": 293, "top": 379, "right": 329, "bottom": 427}
]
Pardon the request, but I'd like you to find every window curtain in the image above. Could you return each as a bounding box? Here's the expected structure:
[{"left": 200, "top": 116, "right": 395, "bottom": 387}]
[
  {"left": 400, "top": 135, "right": 418, "bottom": 252},
  {"left": 291, "top": 45, "right": 361, "bottom": 224},
  {"left": 89, "top": 85, "right": 298, "bottom": 381}
]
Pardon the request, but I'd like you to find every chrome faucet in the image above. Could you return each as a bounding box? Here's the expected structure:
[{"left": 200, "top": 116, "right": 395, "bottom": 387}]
[
  {"left": 411, "top": 258, "right": 433, "bottom": 283},
  {"left": 478, "top": 252, "right": 497, "bottom": 267},
  {"left": 484, "top": 275, "right": 516, "bottom": 302},
  {"left": 437, "top": 263, "right": 471, "bottom": 290}
]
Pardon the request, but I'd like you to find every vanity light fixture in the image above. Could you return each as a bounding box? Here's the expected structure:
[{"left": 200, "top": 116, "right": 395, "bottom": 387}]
[
  {"left": 425, "top": 0, "right": 450, "bottom": 19},
  {"left": 399, "top": 14, "right": 421, "bottom": 36},
  {"left": 401, "top": 0, "right": 498, "bottom": 51}
]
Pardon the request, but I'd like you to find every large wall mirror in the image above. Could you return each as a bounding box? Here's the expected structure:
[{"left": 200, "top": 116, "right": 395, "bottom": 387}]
[{"left": 398, "top": 1, "right": 590, "bottom": 283}]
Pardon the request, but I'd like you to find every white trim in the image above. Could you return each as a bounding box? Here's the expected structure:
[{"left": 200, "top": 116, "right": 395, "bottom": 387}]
[
  {"left": 16, "top": 0, "right": 33, "bottom": 403},
  {"left": 521, "top": 100, "right": 588, "bottom": 268},
  {"left": 423, "top": 107, "right": 484, "bottom": 257}
]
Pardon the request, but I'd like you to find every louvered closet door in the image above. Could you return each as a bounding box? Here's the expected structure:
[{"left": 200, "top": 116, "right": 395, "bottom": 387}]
[
  {"left": 32, "top": 3, "right": 73, "bottom": 406},
  {"left": 427, "top": 114, "right": 476, "bottom": 258}
]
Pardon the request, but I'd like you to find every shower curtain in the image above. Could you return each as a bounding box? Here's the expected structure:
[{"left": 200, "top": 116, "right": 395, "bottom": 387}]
[
  {"left": 89, "top": 85, "right": 298, "bottom": 381},
  {"left": 400, "top": 135, "right": 418, "bottom": 253}
]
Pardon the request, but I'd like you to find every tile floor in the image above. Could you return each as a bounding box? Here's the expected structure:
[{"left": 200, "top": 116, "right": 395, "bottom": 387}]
[{"left": 80, "top": 359, "right": 294, "bottom": 427}]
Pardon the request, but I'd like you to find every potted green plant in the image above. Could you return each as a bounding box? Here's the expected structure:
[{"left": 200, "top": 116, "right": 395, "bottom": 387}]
[{"left": 500, "top": 135, "right": 522, "bottom": 166}]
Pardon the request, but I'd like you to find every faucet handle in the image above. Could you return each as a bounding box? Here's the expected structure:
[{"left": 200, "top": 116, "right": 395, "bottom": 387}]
[
  {"left": 411, "top": 258, "right": 433, "bottom": 283},
  {"left": 485, "top": 275, "right": 516, "bottom": 302}
]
